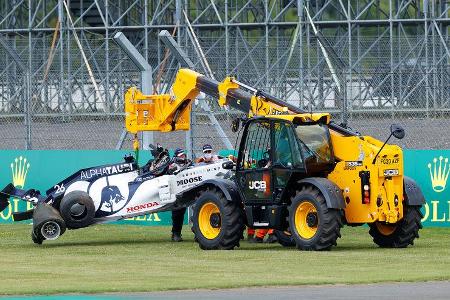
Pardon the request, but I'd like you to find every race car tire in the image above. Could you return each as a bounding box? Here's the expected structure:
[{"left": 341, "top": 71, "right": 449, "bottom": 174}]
[
  {"left": 60, "top": 191, "right": 95, "bottom": 229},
  {"left": 32, "top": 202, "right": 66, "bottom": 244},
  {"left": 31, "top": 231, "right": 43, "bottom": 245}
]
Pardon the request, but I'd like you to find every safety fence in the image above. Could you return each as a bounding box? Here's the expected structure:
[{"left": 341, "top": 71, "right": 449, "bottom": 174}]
[{"left": 0, "top": 33, "right": 448, "bottom": 153}]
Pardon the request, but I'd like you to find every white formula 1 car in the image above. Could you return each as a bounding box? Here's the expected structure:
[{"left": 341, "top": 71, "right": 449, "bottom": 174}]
[{"left": 0, "top": 145, "right": 230, "bottom": 244}]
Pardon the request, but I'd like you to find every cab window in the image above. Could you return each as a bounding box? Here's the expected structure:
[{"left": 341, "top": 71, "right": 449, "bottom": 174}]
[
  {"left": 295, "top": 124, "right": 332, "bottom": 164},
  {"left": 273, "top": 122, "right": 303, "bottom": 168},
  {"left": 240, "top": 121, "right": 271, "bottom": 170}
]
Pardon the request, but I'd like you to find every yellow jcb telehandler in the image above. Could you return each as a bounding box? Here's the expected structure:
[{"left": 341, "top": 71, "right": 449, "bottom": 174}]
[{"left": 125, "top": 68, "right": 424, "bottom": 250}]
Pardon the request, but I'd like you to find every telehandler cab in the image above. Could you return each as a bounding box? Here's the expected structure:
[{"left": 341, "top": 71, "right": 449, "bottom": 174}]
[{"left": 125, "top": 68, "right": 425, "bottom": 251}]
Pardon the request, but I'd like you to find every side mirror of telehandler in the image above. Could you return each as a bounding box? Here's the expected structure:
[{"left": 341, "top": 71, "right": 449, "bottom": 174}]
[
  {"left": 231, "top": 118, "right": 240, "bottom": 133},
  {"left": 372, "top": 124, "right": 405, "bottom": 164},
  {"left": 222, "top": 160, "right": 234, "bottom": 170},
  {"left": 390, "top": 124, "right": 405, "bottom": 140}
]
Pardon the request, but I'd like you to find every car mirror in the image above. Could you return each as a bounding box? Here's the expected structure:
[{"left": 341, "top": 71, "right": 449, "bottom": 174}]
[
  {"left": 222, "top": 160, "right": 234, "bottom": 170},
  {"left": 124, "top": 154, "right": 135, "bottom": 163}
]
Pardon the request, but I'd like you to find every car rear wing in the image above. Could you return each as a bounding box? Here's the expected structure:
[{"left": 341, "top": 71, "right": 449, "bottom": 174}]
[{"left": 0, "top": 183, "right": 45, "bottom": 213}]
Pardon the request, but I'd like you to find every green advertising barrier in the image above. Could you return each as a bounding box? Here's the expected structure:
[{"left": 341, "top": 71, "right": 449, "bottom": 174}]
[
  {"left": 0, "top": 149, "right": 449, "bottom": 227},
  {"left": 0, "top": 150, "right": 174, "bottom": 225},
  {"left": 404, "top": 150, "right": 450, "bottom": 227}
]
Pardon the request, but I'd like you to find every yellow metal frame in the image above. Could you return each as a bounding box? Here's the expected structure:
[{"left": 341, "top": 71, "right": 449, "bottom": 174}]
[
  {"left": 265, "top": 113, "right": 330, "bottom": 124},
  {"left": 125, "top": 69, "right": 201, "bottom": 135},
  {"left": 328, "top": 135, "right": 404, "bottom": 224},
  {"left": 218, "top": 76, "right": 239, "bottom": 107}
]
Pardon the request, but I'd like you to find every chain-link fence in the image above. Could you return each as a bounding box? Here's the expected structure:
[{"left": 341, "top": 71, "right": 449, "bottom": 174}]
[
  {"left": 0, "top": 34, "right": 137, "bottom": 149},
  {"left": 187, "top": 33, "right": 450, "bottom": 154},
  {"left": 0, "top": 30, "right": 448, "bottom": 153}
]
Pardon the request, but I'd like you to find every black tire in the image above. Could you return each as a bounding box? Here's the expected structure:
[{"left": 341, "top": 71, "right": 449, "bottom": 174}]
[
  {"left": 191, "top": 188, "right": 244, "bottom": 250},
  {"left": 33, "top": 219, "right": 66, "bottom": 242},
  {"left": 59, "top": 191, "right": 95, "bottom": 229},
  {"left": 274, "top": 230, "right": 296, "bottom": 247},
  {"left": 369, "top": 205, "right": 423, "bottom": 248},
  {"left": 31, "top": 231, "right": 43, "bottom": 245},
  {"left": 31, "top": 202, "right": 67, "bottom": 244},
  {"left": 288, "top": 186, "right": 343, "bottom": 251},
  {"left": 38, "top": 220, "right": 63, "bottom": 240}
]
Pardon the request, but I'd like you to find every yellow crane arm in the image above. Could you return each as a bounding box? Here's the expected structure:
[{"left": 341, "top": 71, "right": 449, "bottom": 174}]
[
  {"left": 125, "top": 68, "right": 332, "bottom": 135},
  {"left": 125, "top": 69, "right": 200, "bottom": 134}
]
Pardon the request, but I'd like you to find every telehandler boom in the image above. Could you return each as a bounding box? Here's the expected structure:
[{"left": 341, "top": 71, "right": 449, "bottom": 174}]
[{"left": 125, "top": 68, "right": 425, "bottom": 250}]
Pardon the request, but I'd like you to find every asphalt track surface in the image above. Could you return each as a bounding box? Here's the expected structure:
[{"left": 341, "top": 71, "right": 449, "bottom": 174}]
[{"left": 3, "top": 281, "right": 450, "bottom": 300}]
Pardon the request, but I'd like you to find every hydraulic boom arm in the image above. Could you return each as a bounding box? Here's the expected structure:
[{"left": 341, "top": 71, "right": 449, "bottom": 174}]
[{"left": 125, "top": 68, "right": 356, "bottom": 137}]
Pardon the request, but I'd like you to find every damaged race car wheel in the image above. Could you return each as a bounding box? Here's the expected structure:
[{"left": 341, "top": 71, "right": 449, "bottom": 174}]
[
  {"left": 32, "top": 220, "right": 64, "bottom": 244},
  {"left": 40, "top": 220, "right": 62, "bottom": 240},
  {"left": 32, "top": 202, "right": 66, "bottom": 244},
  {"left": 31, "top": 231, "right": 43, "bottom": 245},
  {"left": 60, "top": 191, "right": 95, "bottom": 229}
]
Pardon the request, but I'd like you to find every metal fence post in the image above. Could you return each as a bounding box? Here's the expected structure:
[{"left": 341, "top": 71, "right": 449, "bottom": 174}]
[{"left": 113, "top": 31, "right": 153, "bottom": 150}]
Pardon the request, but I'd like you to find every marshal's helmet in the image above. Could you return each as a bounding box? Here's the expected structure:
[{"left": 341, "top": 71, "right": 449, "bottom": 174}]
[{"left": 174, "top": 148, "right": 187, "bottom": 163}]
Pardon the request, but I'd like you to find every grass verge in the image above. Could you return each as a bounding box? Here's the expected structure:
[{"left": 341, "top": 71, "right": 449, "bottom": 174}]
[{"left": 0, "top": 224, "right": 449, "bottom": 295}]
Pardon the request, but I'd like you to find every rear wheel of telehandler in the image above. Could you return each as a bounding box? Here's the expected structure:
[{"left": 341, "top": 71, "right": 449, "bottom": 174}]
[
  {"left": 288, "top": 186, "right": 342, "bottom": 251},
  {"left": 369, "top": 205, "right": 423, "bottom": 248},
  {"left": 191, "top": 188, "right": 244, "bottom": 250},
  {"left": 274, "top": 230, "right": 296, "bottom": 247}
]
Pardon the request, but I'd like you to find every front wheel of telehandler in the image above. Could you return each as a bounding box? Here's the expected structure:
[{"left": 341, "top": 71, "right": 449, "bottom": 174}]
[
  {"left": 191, "top": 188, "right": 244, "bottom": 250},
  {"left": 288, "top": 186, "right": 343, "bottom": 251},
  {"left": 369, "top": 205, "right": 423, "bottom": 248}
]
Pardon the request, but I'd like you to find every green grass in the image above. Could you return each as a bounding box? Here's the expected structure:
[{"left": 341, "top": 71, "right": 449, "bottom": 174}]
[{"left": 0, "top": 225, "right": 449, "bottom": 295}]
